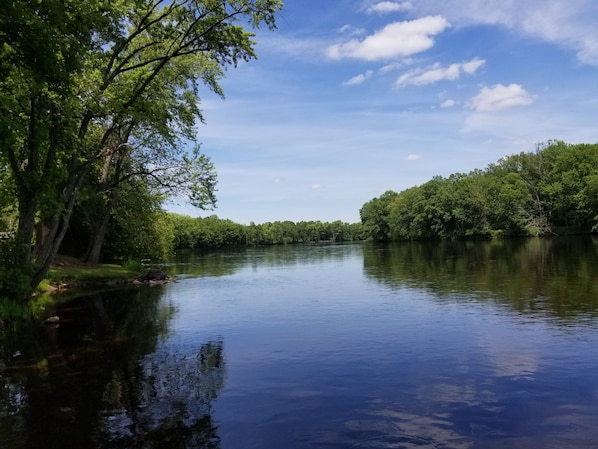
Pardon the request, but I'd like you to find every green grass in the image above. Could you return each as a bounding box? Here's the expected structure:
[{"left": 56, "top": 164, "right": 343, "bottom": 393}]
[{"left": 43, "top": 263, "right": 139, "bottom": 291}]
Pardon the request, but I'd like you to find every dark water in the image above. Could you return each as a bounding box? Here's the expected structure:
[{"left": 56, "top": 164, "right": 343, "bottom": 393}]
[{"left": 2, "top": 238, "right": 598, "bottom": 448}]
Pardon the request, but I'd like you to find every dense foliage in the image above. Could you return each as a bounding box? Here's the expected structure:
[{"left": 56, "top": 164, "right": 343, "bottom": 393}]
[
  {"left": 360, "top": 141, "right": 598, "bottom": 241},
  {"left": 170, "top": 215, "right": 366, "bottom": 250},
  {"left": 53, "top": 211, "right": 366, "bottom": 262},
  {"left": 0, "top": 0, "right": 283, "bottom": 298}
]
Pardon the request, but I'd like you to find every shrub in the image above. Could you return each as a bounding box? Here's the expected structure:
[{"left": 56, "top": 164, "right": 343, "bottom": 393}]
[{"left": 0, "top": 241, "right": 33, "bottom": 301}]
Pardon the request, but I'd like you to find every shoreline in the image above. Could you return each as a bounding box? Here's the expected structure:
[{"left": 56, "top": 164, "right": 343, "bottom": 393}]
[{"left": 41, "top": 258, "right": 171, "bottom": 295}]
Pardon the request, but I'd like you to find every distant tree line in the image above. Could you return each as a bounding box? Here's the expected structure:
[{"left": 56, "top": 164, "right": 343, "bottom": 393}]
[
  {"left": 170, "top": 215, "right": 366, "bottom": 251},
  {"left": 360, "top": 141, "right": 598, "bottom": 241},
  {"left": 59, "top": 213, "right": 366, "bottom": 261}
]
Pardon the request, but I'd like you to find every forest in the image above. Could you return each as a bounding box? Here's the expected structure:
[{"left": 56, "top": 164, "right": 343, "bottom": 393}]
[{"left": 360, "top": 141, "right": 598, "bottom": 241}]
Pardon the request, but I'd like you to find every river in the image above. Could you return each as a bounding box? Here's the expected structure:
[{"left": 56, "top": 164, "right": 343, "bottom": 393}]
[{"left": 2, "top": 237, "right": 598, "bottom": 448}]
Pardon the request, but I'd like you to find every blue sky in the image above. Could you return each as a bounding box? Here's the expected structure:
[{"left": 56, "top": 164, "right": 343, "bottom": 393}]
[{"left": 167, "top": 0, "right": 598, "bottom": 224}]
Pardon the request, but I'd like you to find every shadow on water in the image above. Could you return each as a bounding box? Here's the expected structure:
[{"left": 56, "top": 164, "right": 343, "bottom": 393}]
[
  {"left": 363, "top": 237, "right": 598, "bottom": 322},
  {"left": 0, "top": 286, "right": 225, "bottom": 449}
]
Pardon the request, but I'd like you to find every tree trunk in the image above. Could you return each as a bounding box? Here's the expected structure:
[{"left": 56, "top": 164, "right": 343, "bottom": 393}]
[
  {"left": 30, "top": 206, "right": 76, "bottom": 289},
  {"left": 85, "top": 192, "right": 117, "bottom": 265},
  {"left": 30, "top": 154, "right": 92, "bottom": 289},
  {"left": 85, "top": 136, "right": 129, "bottom": 265},
  {"left": 16, "top": 192, "right": 38, "bottom": 267},
  {"left": 11, "top": 97, "right": 42, "bottom": 269}
]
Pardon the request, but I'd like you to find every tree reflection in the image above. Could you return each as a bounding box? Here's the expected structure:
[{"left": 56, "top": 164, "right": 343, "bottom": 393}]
[
  {"left": 98, "top": 340, "right": 224, "bottom": 448},
  {"left": 363, "top": 237, "right": 598, "bottom": 320},
  {"left": 171, "top": 243, "right": 361, "bottom": 278},
  {"left": 0, "top": 288, "right": 225, "bottom": 449}
]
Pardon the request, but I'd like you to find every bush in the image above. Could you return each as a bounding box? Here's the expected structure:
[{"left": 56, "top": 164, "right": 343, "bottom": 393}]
[{"left": 0, "top": 241, "right": 33, "bottom": 301}]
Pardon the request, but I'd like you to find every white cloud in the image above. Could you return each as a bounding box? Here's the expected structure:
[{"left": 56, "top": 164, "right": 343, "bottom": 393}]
[
  {"left": 409, "top": 0, "right": 598, "bottom": 66},
  {"left": 326, "top": 16, "right": 450, "bottom": 61},
  {"left": 312, "top": 184, "right": 323, "bottom": 190},
  {"left": 468, "top": 83, "right": 534, "bottom": 112},
  {"left": 339, "top": 24, "right": 367, "bottom": 36},
  {"left": 258, "top": 35, "right": 329, "bottom": 61},
  {"left": 367, "top": 1, "right": 413, "bottom": 14},
  {"left": 397, "top": 57, "right": 485, "bottom": 86},
  {"left": 379, "top": 58, "right": 414, "bottom": 73},
  {"left": 343, "top": 70, "right": 374, "bottom": 86},
  {"left": 461, "top": 58, "right": 486, "bottom": 74},
  {"left": 406, "top": 154, "right": 421, "bottom": 160},
  {"left": 440, "top": 99, "right": 456, "bottom": 108}
]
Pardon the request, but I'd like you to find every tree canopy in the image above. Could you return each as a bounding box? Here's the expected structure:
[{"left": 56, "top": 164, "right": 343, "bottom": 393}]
[
  {"left": 0, "top": 0, "right": 283, "bottom": 298},
  {"left": 360, "top": 141, "right": 598, "bottom": 241}
]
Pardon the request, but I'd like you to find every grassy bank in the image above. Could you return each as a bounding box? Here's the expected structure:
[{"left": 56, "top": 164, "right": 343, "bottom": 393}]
[{"left": 39, "top": 258, "right": 141, "bottom": 293}]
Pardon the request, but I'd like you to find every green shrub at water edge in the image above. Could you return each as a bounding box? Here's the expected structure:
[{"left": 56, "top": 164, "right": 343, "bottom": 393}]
[
  {"left": 0, "top": 241, "right": 32, "bottom": 301},
  {"left": 122, "top": 259, "right": 144, "bottom": 273}
]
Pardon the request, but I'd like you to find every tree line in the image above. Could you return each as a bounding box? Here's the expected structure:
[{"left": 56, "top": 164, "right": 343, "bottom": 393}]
[
  {"left": 360, "top": 141, "right": 598, "bottom": 241},
  {"left": 171, "top": 215, "right": 366, "bottom": 250},
  {"left": 46, "top": 212, "right": 367, "bottom": 262},
  {"left": 63, "top": 212, "right": 365, "bottom": 261}
]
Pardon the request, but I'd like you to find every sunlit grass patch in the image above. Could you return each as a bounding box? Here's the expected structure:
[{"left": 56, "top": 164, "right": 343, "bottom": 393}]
[{"left": 45, "top": 263, "right": 139, "bottom": 290}]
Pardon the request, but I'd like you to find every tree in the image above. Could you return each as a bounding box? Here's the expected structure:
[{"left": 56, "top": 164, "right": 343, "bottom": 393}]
[
  {"left": 539, "top": 141, "right": 598, "bottom": 231},
  {"left": 491, "top": 150, "right": 551, "bottom": 236},
  {"left": 387, "top": 186, "right": 422, "bottom": 240},
  {"left": 0, "top": 0, "right": 105, "bottom": 293},
  {"left": 0, "top": 0, "right": 283, "bottom": 295},
  {"left": 360, "top": 190, "right": 398, "bottom": 241},
  {"left": 100, "top": 184, "right": 176, "bottom": 262},
  {"left": 83, "top": 144, "right": 217, "bottom": 264}
]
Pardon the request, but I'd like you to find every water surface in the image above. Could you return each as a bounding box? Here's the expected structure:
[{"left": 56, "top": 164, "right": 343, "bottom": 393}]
[{"left": 2, "top": 238, "right": 598, "bottom": 448}]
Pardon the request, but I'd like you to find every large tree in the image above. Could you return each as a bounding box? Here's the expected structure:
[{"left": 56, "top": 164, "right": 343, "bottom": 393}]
[
  {"left": 0, "top": 0, "right": 283, "bottom": 294},
  {"left": 360, "top": 190, "right": 398, "bottom": 241}
]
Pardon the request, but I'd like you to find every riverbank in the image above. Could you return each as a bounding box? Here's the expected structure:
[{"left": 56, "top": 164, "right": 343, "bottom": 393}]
[{"left": 40, "top": 256, "right": 141, "bottom": 294}]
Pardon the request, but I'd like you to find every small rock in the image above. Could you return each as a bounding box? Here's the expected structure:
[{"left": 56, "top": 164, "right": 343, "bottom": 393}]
[{"left": 44, "top": 316, "right": 60, "bottom": 324}]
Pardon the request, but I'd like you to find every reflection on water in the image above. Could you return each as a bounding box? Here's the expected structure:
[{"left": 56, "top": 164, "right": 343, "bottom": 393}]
[
  {"left": 170, "top": 244, "right": 362, "bottom": 278},
  {"left": 0, "top": 287, "right": 225, "bottom": 449},
  {"left": 99, "top": 339, "right": 224, "bottom": 448},
  {"left": 2, "top": 238, "right": 598, "bottom": 448},
  {"left": 363, "top": 237, "right": 598, "bottom": 320}
]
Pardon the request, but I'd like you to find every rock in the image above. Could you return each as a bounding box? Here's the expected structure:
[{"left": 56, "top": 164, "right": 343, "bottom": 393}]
[
  {"left": 44, "top": 316, "right": 60, "bottom": 324},
  {"left": 139, "top": 268, "right": 169, "bottom": 282},
  {"left": 43, "top": 316, "right": 60, "bottom": 327}
]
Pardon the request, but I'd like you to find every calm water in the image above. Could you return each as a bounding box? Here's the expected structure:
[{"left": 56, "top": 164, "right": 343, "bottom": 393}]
[{"left": 2, "top": 238, "right": 598, "bottom": 448}]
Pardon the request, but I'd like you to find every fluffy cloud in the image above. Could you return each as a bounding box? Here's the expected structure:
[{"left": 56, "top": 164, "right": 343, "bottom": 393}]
[
  {"left": 343, "top": 70, "right": 374, "bottom": 86},
  {"left": 440, "top": 99, "right": 456, "bottom": 108},
  {"left": 468, "top": 83, "right": 534, "bottom": 112},
  {"left": 397, "top": 57, "right": 485, "bottom": 86},
  {"left": 327, "top": 16, "right": 450, "bottom": 61},
  {"left": 367, "top": 1, "right": 413, "bottom": 14},
  {"left": 409, "top": 0, "right": 598, "bottom": 66}
]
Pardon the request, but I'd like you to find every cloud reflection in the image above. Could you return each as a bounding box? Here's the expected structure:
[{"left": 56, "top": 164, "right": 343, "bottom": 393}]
[{"left": 344, "top": 408, "right": 473, "bottom": 449}]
